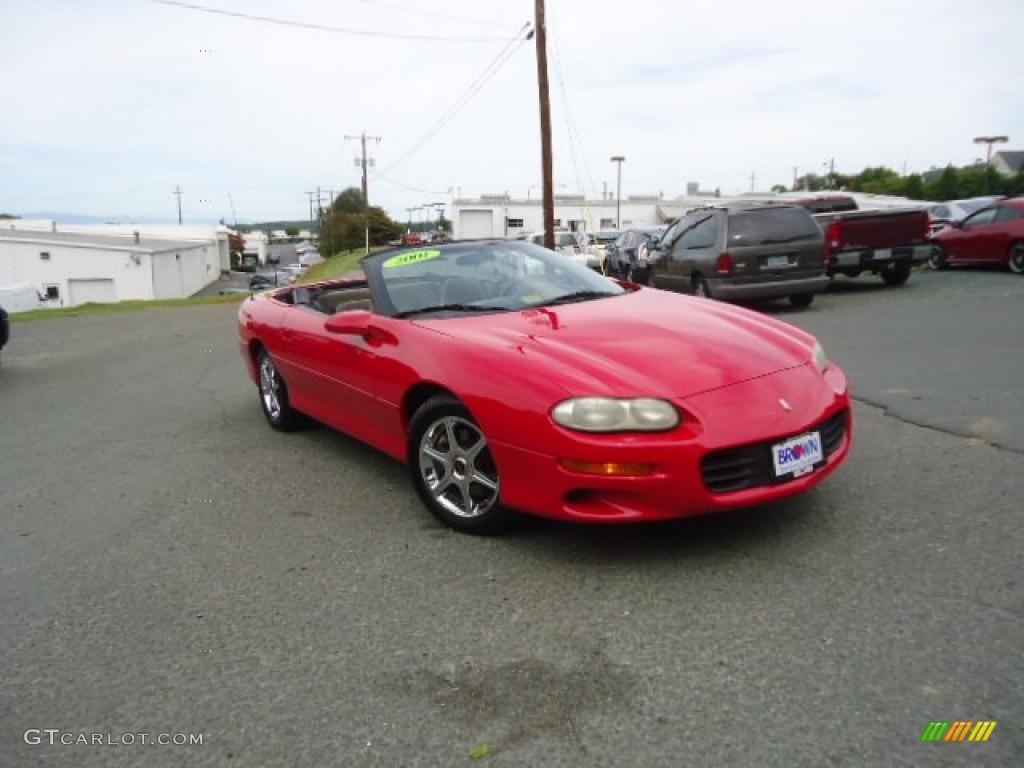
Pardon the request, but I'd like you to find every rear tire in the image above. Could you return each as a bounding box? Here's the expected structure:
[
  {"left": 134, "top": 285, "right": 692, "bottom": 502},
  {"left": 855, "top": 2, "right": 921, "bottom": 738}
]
[
  {"left": 1008, "top": 242, "right": 1024, "bottom": 275},
  {"left": 788, "top": 293, "right": 814, "bottom": 309},
  {"left": 626, "top": 265, "right": 650, "bottom": 285},
  {"left": 257, "top": 350, "right": 304, "bottom": 432},
  {"left": 692, "top": 275, "right": 712, "bottom": 298},
  {"left": 880, "top": 262, "right": 912, "bottom": 286}
]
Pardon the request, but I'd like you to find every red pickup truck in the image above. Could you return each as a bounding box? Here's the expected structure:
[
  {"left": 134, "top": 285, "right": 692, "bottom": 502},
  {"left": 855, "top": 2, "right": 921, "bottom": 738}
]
[{"left": 792, "top": 195, "right": 931, "bottom": 286}]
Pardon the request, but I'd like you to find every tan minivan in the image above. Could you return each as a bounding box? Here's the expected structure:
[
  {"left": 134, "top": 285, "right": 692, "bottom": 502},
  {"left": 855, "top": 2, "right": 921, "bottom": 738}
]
[{"left": 649, "top": 201, "right": 829, "bottom": 308}]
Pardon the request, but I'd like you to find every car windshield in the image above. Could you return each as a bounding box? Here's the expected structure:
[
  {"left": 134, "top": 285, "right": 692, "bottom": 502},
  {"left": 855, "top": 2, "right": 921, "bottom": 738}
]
[
  {"left": 728, "top": 208, "right": 821, "bottom": 245},
  {"left": 363, "top": 240, "right": 625, "bottom": 317},
  {"left": 959, "top": 199, "right": 994, "bottom": 214}
]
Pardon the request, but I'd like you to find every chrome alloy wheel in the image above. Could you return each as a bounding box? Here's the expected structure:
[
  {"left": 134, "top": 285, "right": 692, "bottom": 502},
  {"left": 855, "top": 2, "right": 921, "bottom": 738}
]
[
  {"left": 417, "top": 415, "right": 499, "bottom": 519},
  {"left": 259, "top": 354, "right": 282, "bottom": 421}
]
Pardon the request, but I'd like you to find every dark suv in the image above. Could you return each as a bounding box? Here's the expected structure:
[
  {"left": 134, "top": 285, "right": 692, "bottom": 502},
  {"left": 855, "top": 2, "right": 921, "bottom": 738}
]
[{"left": 649, "top": 201, "right": 828, "bottom": 308}]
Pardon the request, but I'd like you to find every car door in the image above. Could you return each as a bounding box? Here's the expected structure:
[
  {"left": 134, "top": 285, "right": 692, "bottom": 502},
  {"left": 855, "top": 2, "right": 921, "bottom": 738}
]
[
  {"left": 990, "top": 204, "right": 1024, "bottom": 264},
  {"left": 948, "top": 207, "right": 1000, "bottom": 262},
  {"left": 278, "top": 295, "right": 387, "bottom": 442},
  {"left": 650, "top": 216, "right": 692, "bottom": 292},
  {"left": 676, "top": 214, "right": 719, "bottom": 282}
]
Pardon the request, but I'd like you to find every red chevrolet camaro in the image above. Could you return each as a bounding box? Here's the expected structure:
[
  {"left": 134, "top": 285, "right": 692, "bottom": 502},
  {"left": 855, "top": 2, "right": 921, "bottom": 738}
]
[{"left": 238, "top": 240, "right": 852, "bottom": 534}]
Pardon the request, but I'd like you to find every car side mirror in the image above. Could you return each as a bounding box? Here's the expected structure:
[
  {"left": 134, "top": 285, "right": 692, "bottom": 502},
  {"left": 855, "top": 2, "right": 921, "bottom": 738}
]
[
  {"left": 324, "top": 309, "right": 373, "bottom": 335},
  {"left": 324, "top": 310, "right": 397, "bottom": 347}
]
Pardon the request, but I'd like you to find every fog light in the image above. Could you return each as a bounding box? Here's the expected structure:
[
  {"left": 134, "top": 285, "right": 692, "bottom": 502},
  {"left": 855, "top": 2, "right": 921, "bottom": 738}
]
[{"left": 559, "top": 459, "right": 654, "bottom": 476}]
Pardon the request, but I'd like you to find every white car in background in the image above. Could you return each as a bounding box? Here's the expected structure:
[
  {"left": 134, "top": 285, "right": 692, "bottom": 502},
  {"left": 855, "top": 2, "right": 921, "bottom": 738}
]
[{"left": 525, "top": 230, "right": 602, "bottom": 270}]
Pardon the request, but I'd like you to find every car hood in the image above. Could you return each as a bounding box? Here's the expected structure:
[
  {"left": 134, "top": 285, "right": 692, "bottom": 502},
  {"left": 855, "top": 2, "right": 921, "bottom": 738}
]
[{"left": 417, "top": 289, "right": 817, "bottom": 399}]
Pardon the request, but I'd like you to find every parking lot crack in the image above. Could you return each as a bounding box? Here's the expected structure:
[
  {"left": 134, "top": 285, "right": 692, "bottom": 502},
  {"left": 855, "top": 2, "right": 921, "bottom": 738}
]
[{"left": 851, "top": 396, "right": 1023, "bottom": 456}]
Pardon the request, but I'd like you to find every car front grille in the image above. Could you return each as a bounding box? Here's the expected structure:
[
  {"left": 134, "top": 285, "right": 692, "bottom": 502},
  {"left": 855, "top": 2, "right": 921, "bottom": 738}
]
[{"left": 700, "top": 408, "right": 849, "bottom": 494}]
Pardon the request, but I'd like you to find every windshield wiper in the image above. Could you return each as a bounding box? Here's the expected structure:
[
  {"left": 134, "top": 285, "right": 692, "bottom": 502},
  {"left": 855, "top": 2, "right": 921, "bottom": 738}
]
[
  {"left": 529, "top": 291, "right": 619, "bottom": 307},
  {"left": 394, "top": 303, "right": 509, "bottom": 318}
]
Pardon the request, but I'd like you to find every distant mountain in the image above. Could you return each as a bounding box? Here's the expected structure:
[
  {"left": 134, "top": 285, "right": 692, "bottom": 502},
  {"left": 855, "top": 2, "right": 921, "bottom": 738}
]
[{"left": 18, "top": 212, "right": 222, "bottom": 226}]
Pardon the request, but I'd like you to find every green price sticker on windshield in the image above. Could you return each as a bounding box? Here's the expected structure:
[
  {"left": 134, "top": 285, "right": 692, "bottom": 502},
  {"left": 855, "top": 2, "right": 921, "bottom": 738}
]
[{"left": 383, "top": 249, "right": 441, "bottom": 268}]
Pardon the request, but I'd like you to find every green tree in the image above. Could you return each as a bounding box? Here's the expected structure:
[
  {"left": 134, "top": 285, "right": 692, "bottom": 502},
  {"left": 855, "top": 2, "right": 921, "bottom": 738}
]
[
  {"left": 902, "top": 174, "right": 925, "bottom": 200},
  {"left": 320, "top": 204, "right": 402, "bottom": 254},
  {"left": 849, "top": 166, "right": 903, "bottom": 195},
  {"left": 333, "top": 187, "right": 367, "bottom": 215},
  {"left": 925, "top": 166, "right": 961, "bottom": 201},
  {"left": 285, "top": 224, "right": 299, "bottom": 237}
]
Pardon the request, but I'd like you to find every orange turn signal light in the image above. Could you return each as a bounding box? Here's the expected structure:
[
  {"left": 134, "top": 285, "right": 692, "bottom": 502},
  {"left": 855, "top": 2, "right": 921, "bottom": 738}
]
[{"left": 558, "top": 459, "right": 654, "bottom": 476}]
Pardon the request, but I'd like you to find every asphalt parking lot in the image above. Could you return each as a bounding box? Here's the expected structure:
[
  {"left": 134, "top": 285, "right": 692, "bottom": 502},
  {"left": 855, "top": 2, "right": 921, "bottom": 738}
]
[{"left": 1, "top": 267, "right": 1021, "bottom": 766}]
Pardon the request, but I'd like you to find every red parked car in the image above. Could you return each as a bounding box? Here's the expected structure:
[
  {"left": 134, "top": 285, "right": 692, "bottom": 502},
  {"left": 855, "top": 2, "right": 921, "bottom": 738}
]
[
  {"left": 929, "top": 197, "right": 1024, "bottom": 274},
  {"left": 238, "top": 240, "right": 852, "bottom": 534}
]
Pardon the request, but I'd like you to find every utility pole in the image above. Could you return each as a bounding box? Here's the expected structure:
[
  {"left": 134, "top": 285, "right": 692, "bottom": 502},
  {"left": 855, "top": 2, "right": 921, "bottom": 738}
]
[
  {"left": 344, "top": 131, "right": 382, "bottom": 254},
  {"left": 533, "top": 0, "right": 554, "bottom": 250},
  {"left": 750, "top": 171, "right": 757, "bottom": 192},
  {"left": 792, "top": 167, "right": 798, "bottom": 191},
  {"left": 610, "top": 156, "right": 625, "bottom": 229},
  {"left": 315, "top": 185, "right": 324, "bottom": 251},
  {"left": 431, "top": 202, "right": 446, "bottom": 232},
  {"left": 173, "top": 185, "right": 183, "bottom": 224},
  {"left": 305, "top": 191, "right": 316, "bottom": 239},
  {"left": 324, "top": 189, "right": 334, "bottom": 258}
]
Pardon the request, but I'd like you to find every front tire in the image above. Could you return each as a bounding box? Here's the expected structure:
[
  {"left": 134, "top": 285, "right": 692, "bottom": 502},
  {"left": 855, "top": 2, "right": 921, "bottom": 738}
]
[
  {"left": 408, "top": 396, "right": 517, "bottom": 534},
  {"left": 257, "top": 350, "right": 304, "bottom": 431},
  {"left": 880, "top": 262, "right": 912, "bottom": 286},
  {"left": 1008, "top": 242, "right": 1024, "bottom": 275},
  {"left": 928, "top": 244, "right": 949, "bottom": 270}
]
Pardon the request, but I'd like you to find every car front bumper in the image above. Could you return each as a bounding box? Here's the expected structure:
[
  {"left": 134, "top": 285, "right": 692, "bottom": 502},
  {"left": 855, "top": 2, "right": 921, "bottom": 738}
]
[{"left": 490, "top": 363, "right": 852, "bottom": 523}]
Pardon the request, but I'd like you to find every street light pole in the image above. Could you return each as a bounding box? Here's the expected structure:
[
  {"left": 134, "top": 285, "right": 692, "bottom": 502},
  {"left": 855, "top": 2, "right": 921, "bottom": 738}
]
[
  {"left": 973, "top": 136, "right": 1008, "bottom": 194},
  {"left": 610, "top": 156, "right": 625, "bottom": 229},
  {"left": 973, "top": 135, "right": 1008, "bottom": 167}
]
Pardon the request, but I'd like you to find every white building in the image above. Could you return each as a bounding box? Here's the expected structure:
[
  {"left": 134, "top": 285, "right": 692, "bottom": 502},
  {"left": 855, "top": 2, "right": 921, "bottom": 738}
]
[
  {"left": 452, "top": 193, "right": 719, "bottom": 239},
  {"left": 0, "top": 226, "right": 227, "bottom": 309}
]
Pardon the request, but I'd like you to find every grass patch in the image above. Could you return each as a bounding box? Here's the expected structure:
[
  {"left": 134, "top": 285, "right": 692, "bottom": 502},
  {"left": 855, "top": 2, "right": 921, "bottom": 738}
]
[
  {"left": 298, "top": 246, "right": 388, "bottom": 284},
  {"left": 11, "top": 292, "right": 247, "bottom": 322}
]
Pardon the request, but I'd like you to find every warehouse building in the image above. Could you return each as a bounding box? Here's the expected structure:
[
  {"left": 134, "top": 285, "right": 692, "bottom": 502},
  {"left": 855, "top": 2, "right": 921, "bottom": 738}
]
[
  {"left": 451, "top": 193, "right": 717, "bottom": 240},
  {"left": 0, "top": 225, "right": 228, "bottom": 309}
]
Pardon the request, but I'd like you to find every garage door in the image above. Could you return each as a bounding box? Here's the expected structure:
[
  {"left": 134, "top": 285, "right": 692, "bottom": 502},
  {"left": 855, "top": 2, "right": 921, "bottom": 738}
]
[
  {"left": 68, "top": 278, "right": 117, "bottom": 306},
  {"left": 458, "top": 210, "right": 494, "bottom": 240}
]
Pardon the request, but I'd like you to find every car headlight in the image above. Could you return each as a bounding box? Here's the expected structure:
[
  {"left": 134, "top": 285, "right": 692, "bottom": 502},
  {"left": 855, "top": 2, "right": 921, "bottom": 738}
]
[
  {"left": 551, "top": 397, "right": 680, "bottom": 432},
  {"left": 812, "top": 342, "right": 828, "bottom": 373}
]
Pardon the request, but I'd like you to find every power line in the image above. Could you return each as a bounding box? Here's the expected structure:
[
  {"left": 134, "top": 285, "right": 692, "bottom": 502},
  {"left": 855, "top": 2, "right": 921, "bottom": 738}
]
[
  {"left": 374, "top": 23, "right": 533, "bottom": 177},
  {"left": 343, "top": 0, "right": 504, "bottom": 26},
  {"left": 152, "top": 0, "right": 514, "bottom": 42},
  {"left": 374, "top": 174, "right": 449, "bottom": 196}
]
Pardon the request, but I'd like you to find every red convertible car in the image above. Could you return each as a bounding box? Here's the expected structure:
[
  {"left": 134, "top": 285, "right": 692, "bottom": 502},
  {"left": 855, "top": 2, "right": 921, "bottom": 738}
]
[
  {"left": 238, "top": 240, "right": 852, "bottom": 533},
  {"left": 929, "top": 197, "right": 1024, "bottom": 273}
]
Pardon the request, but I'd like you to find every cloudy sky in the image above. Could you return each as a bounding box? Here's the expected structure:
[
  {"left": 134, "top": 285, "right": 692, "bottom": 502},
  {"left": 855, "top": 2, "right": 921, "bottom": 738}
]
[{"left": 1, "top": 0, "right": 1021, "bottom": 225}]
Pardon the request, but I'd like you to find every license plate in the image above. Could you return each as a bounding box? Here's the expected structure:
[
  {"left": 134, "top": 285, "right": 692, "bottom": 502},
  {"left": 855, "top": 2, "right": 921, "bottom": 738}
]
[
  {"left": 772, "top": 431, "right": 823, "bottom": 478},
  {"left": 765, "top": 255, "right": 790, "bottom": 269}
]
